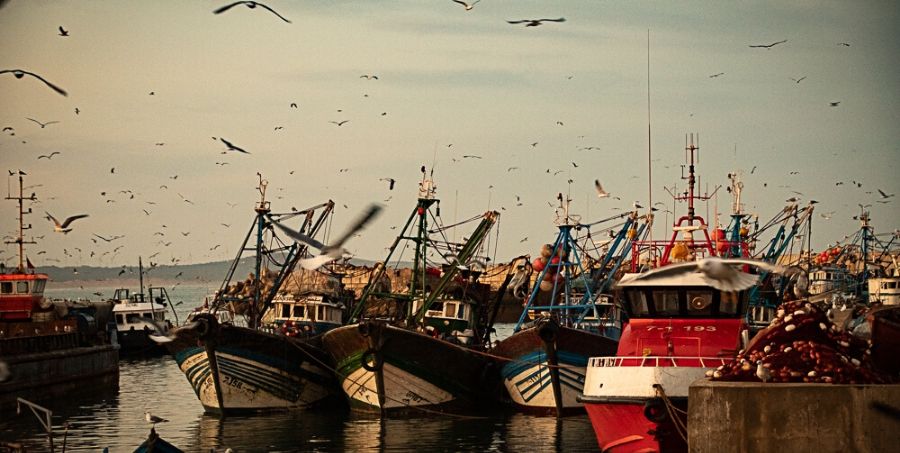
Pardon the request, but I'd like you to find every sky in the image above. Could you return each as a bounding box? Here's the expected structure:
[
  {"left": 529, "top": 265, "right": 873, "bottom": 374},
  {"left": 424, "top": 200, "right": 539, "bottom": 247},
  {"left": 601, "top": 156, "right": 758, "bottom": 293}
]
[{"left": 1, "top": 0, "right": 898, "bottom": 270}]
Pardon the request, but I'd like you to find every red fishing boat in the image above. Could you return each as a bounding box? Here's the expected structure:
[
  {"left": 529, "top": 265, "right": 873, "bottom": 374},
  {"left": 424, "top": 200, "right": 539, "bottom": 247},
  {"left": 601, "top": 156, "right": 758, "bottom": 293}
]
[{"left": 578, "top": 135, "right": 770, "bottom": 452}]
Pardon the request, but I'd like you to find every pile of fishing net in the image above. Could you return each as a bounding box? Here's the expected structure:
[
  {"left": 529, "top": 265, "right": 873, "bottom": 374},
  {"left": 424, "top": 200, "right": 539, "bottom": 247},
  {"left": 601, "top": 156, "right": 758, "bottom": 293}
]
[{"left": 710, "top": 300, "right": 894, "bottom": 384}]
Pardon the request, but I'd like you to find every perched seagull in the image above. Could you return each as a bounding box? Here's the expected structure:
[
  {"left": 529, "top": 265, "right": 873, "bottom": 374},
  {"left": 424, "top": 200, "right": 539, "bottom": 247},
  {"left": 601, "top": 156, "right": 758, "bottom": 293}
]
[
  {"left": 379, "top": 177, "right": 396, "bottom": 190},
  {"left": 46, "top": 212, "right": 89, "bottom": 234},
  {"left": 0, "top": 69, "right": 68, "bottom": 96},
  {"left": 756, "top": 361, "right": 771, "bottom": 383},
  {"left": 623, "top": 257, "right": 782, "bottom": 292},
  {"left": 26, "top": 117, "right": 59, "bottom": 128},
  {"left": 219, "top": 137, "right": 250, "bottom": 154},
  {"left": 594, "top": 180, "right": 610, "bottom": 198},
  {"left": 272, "top": 204, "right": 383, "bottom": 270},
  {"left": 507, "top": 17, "right": 566, "bottom": 27},
  {"left": 58, "top": 26, "right": 69, "bottom": 37},
  {"left": 37, "top": 152, "right": 61, "bottom": 160},
  {"left": 748, "top": 39, "right": 787, "bottom": 49},
  {"left": 212, "top": 1, "right": 291, "bottom": 23},
  {"left": 451, "top": 0, "right": 480, "bottom": 11},
  {"left": 144, "top": 411, "right": 169, "bottom": 424}
]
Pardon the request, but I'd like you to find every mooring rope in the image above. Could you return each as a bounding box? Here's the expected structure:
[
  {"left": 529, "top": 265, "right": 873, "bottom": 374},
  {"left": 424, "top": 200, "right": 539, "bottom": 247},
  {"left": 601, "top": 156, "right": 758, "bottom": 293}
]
[{"left": 653, "top": 384, "right": 688, "bottom": 443}]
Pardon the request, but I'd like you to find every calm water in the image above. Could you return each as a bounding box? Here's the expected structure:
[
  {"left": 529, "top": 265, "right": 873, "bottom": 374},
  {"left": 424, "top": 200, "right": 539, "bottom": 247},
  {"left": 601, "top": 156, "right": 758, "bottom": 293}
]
[{"left": 0, "top": 285, "right": 600, "bottom": 452}]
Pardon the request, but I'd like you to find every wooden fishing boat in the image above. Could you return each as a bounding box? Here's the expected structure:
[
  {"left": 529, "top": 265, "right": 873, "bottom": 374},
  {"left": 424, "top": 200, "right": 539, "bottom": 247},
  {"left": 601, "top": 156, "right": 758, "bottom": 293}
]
[
  {"left": 491, "top": 200, "right": 642, "bottom": 416},
  {"left": 322, "top": 168, "right": 505, "bottom": 415},
  {"left": 159, "top": 176, "right": 342, "bottom": 413}
]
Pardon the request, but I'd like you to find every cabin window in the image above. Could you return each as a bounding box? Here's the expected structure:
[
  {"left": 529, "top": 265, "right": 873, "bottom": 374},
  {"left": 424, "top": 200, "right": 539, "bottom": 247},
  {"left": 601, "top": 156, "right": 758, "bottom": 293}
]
[
  {"left": 16, "top": 281, "right": 29, "bottom": 294},
  {"left": 281, "top": 304, "right": 290, "bottom": 318},
  {"left": 457, "top": 304, "right": 466, "bottom": 319},
  {"left": 885, "top": 282, "right": 897, "bottom": 290},
  {"left": 126, "top": 313, "right": 141, "bottom": 323},
  {"left": 33, "top": 280, "right": 45, "bottom": 293},
  {"left": 154, "top": 312, "right": 164, "bottom": 321},
  {"left": 316, "top": 305, "right": 324, "bottom": 321},
  {"left": 430, "top": 301, "right": 444, "bottom": 314},
  {"left": 627, "top": 291, "right": 650, "bottom": 316},
  {"left": 116, "top": 314, "right": 124, "bottom": 324},
  {"left": 687, "top": 290, "right": 713, "bottom": 315},
  {"left": 293, "top": 305, "right": 305, "bottom": 319},
  {"left": 444, "top": 303, "right": 456, "bottom": 318},
  {"left": 652, "top": 290, "right": 680, "bottom": 315},
  {"left": 1, "top": 282, "right": 11, "bottom": 294},
  {"left": 720, "top": 292, "right": 740, "bottom": 315}
]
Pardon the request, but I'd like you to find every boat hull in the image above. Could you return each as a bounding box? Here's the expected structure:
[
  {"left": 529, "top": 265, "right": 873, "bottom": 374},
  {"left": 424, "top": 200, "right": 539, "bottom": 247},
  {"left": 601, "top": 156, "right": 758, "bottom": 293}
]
[
  {"left": 164, "top": 315, "right": 338, "bottom": 414},
  {"left": 0, "top": 334, "right": 119, "bottom": 407},
  {"left": 493, "top": 323, "right": 618, "bottom": 416},
  {"left": 322, "top": 322, "right": 502, "bottom": 415},
  {"left": 579, "top": 396, "right": 687, "bottom": 452},
  {"left": 117, "top": 328, "right": 168, "bottom": 356}
]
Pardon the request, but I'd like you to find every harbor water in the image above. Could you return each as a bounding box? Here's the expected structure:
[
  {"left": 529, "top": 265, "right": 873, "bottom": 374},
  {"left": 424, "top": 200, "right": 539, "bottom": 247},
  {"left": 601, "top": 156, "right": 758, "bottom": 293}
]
[{"left": 0, "top": 284, "right": 600, "bottom": 452}]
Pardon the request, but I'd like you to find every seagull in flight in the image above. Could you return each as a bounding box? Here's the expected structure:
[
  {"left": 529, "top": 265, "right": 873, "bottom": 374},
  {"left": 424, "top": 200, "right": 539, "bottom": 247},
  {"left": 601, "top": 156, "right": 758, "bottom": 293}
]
[
  {"left": 877, "top": 189, "right": 895, "bottom": 199},
  {"left": 212, "top": 1, "right": 291, "bottom": 23},
  {"left": 58, "top": 26, "right": 69, "bottom": 37},
  {"left": 37, "top": 152, "right": 61, "bottom": 160},
  {"left": 507, "top": 18, "right": 566, "bottom": 27},
  {"left": 144, "top": 411, "right": 169, "bottom": 424},
  {"left": 219, "top": 137, "right": 250, "bottom": 154},
  {"left": 594, "top": 180, "right": 610, "bottom": 198},
  {"left": 748, "top": 39, "right": 787, "bottom": 49},
  {"left": 451, "top": 0, "right": 480, "bottom": 10},
  {"left": 272, "top": 204, "right": 383, "bottom": 270},
  {"left": 359, "top": 74, "right": 379, "bottom": 80},
  {"left": 790, "top": 76, "right": 806, "bottom": 84},
  {"left": 26, "top": 117, "right": 59, "bottom": 128},
  {"left": 829, "top": 101, "right": 841, "bottom": 107},
  {"left": 622, "top": 257, "right": 783, "bottom": 292},
  {"left": 330, "top": 120, "right": 349, "bottom": 126},
  {"left": 46, "top": 212, "right": 89, "bottom": 234},
  {"left": 708, "top": 72, "right": 725, "bottom": 78},
  {"left": 0, "top": 69, "right": 68, "bottom": 96},
  {"left": 379, "top": 177, "right": 396, "bottom": 190}
]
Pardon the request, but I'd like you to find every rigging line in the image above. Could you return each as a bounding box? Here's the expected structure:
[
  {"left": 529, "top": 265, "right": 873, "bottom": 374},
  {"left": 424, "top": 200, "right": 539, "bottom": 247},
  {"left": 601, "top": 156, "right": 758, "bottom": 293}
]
[{"left": 428, "top": 213, "right": 482, "bottom": 233}]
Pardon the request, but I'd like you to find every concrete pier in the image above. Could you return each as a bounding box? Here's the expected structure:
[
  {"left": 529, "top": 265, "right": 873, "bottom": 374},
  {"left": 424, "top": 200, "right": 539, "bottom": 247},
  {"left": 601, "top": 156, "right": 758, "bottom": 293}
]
[{"left": 688, "top": 380, "right": 900, "bottom": 453}]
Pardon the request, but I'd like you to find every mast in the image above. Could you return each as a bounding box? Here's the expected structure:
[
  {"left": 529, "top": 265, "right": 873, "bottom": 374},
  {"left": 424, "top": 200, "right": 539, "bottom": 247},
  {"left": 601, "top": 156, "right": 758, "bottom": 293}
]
[
  {"left": 5, "top": 172, "right": 36, "bottom": 273},
  {"left": 139, "top": 256, "right": 145, "bottom": 299},
  {"left": 250, "top": 175, "right": 270, "bottom": 330}
]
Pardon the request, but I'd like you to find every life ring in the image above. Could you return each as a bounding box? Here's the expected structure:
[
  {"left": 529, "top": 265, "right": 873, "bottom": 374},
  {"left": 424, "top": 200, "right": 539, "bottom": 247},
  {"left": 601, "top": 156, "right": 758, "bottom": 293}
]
[
  {"left": 643, "top": 398, "right": 667, "bottom": 422},
  {"left": 361, "top": 348, "right": 383, "bottom": 372}
]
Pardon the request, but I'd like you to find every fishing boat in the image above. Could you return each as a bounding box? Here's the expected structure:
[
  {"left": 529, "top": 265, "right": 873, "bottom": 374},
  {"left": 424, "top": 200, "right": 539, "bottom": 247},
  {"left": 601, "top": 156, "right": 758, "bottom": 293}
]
[
  {"left": 578, "top": 136, "right": 775, "bottom": 452},
  {"left": 491, "top": 196, "right": 644, "bottom": 416},
  {"left": 1, "top": 173, "right": 118, "bottom": 406},
  {"left": 111, "top": 260, "right": 179, "bottom": 356},
  {"left": 322, "top": 168, "right": 505, "bottom": 415},
  {"left": 158, "top": 176, "right": 341, "bottom": 413}
]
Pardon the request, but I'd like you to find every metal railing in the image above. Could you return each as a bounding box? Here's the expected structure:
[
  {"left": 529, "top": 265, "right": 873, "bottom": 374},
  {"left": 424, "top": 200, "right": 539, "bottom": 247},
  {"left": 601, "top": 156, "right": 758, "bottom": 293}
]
[{"left": 589, "top": 356, "right": 728, "bottom": 368}]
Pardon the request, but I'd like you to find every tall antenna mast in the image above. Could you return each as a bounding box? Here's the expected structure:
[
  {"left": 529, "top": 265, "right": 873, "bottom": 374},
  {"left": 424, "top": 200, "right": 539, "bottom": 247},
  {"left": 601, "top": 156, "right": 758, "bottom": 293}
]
[
  {"left": 647, "top": 29, "right": 653, "bottom": 245},
  {"left": 5, "top": 172, "right": 36, "bottom": 272}
]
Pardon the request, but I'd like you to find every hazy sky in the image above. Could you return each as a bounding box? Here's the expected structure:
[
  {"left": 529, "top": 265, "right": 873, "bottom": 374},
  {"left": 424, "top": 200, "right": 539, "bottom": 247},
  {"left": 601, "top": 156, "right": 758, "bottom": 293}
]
[{"left": 1, "top": 1, "right": 898, "bottom": 269}]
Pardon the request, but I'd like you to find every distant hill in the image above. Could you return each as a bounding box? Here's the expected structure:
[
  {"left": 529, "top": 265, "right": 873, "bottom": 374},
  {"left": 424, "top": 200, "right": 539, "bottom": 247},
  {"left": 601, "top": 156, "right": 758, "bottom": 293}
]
[{"left": 33, "top": 256, "right": 399, "bottom": 284}]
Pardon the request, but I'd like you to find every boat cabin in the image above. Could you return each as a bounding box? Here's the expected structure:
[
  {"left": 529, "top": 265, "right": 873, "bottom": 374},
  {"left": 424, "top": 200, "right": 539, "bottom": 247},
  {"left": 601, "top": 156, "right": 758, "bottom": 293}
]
[
  {"left": 111, "top": 287, "right": 169, "bottom": 332},
  {"left": 270, "top": 291, "right": 344, "bottom": 336},
  {"left": 869, "top": 277, "right": 900, "bottom": 306},
  {"left": 410, "top": 297, "right": 473, "bottom": 336},
  {"left": 614, "top": 272, "right": 748, "bottom": 358},
  {"left": 0, "top": 272, "right": 49, "bottom": 321},
  {"left": 808, "top": 266, "right": 854, "bottom": 295}
]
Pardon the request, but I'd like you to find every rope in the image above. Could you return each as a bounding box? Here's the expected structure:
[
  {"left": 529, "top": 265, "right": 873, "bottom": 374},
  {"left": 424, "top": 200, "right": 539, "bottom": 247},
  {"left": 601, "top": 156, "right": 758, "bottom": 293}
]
[{"left": 653, "top": 384, "right": 688, "bottom": 443}]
